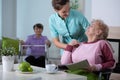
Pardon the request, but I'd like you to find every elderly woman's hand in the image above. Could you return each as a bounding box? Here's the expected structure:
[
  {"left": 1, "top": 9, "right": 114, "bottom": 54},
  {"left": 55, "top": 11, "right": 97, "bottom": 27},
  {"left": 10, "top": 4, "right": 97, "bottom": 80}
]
[
  {"left": 19, "top": 40, "right": 24, "bottom": 45},
  {"left": 68, "top": 39, "right": 80, "bottom": 48},
  {"left": 69, "top": 39, "right": 79, "bottom": 46},
  {"left": 45, "top": 40, "right": 51, "bottom": 48},
  {"left": 87, "top": 65, "right": 97, "bottom": 72}
]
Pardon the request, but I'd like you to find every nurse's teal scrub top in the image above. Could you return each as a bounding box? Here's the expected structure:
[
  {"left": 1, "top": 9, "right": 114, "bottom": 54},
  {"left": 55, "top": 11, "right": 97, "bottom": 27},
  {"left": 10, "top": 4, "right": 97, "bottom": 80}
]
[{"left": 49, "top": 9, "right": 89, "bottom": 54}]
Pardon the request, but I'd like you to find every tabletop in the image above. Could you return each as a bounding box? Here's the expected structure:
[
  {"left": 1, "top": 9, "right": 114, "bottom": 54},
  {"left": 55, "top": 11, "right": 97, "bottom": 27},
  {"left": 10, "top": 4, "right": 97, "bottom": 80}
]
[{"left": 0, "top": 64, "right": 87, "bottom": 80}]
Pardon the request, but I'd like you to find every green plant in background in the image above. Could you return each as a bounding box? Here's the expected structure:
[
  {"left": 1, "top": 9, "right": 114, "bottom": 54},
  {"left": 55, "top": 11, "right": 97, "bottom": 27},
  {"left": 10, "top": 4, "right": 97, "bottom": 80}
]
[
  {"left": 70, "top": 0, "right": 79, "bottom": 9},
  {"left": 0, "top": 47, "right": 17, "bottom": 56}
]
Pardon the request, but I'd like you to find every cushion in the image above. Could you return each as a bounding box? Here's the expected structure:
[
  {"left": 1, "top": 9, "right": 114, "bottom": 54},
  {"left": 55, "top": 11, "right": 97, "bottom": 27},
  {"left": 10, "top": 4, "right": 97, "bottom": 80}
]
[{"left": 2, "top": 37, "right": 19, "bottom": 54}]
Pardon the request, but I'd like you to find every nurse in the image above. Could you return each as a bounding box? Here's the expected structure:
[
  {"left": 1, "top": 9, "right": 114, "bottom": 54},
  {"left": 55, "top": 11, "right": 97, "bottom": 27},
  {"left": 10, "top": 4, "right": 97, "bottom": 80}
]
[{"left": 49, "top": 0, "right": 89, "bottom": 54}]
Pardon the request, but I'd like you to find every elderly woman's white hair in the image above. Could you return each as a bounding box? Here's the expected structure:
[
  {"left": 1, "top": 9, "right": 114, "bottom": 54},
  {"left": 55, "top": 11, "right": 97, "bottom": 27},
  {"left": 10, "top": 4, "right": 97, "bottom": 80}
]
[{"left": 91, "top": 19, "right": 109, "bottom": 40}]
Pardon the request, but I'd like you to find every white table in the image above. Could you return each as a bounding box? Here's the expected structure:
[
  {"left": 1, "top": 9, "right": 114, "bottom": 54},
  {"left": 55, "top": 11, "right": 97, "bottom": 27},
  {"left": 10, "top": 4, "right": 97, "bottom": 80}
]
[{"left": 0, "top": 64, "right": 87, "bottom": 80}]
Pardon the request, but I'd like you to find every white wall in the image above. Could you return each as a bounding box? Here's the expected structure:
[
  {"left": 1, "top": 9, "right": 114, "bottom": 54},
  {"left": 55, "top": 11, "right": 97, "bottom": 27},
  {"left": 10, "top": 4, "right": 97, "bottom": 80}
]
[
  {"left": 0, "top": 0, "right": 2, "bottom": 39},
  {"left": 16, "top": 0, "right": 61, "bottom": 58},
  {"left": 2, "top": 0, "right": 17, "bottom": 38},
  {"left": 84, "top": 0, "right": 92, "bottom": 22},
  {"left": 17, "top": 0, "right": 55, "bottom": 40},
  {"left": 16, "top": 0, "right": 91, "bottom": 41},
  {"left": 2, "top": 0, "right": 120, "bottom": 39},
  {"left": 91, "top": 0, "right": 120, "bottom": 26}
]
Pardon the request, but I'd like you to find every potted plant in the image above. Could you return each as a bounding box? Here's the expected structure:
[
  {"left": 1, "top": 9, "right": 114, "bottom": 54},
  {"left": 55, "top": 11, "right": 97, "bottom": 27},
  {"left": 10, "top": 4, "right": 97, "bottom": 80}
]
[{"left": 0, "top": 47, "right": 17, "bottom": 72}]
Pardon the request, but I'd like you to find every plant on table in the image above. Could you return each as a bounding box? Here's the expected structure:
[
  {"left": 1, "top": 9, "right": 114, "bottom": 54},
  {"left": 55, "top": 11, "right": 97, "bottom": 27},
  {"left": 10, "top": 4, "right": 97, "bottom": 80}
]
[
  {"left": 0, "top": 47, "right": 17, "bottom": 56},
  {"left": 0, "top": 47, "right": 17, "bottom": 72}
]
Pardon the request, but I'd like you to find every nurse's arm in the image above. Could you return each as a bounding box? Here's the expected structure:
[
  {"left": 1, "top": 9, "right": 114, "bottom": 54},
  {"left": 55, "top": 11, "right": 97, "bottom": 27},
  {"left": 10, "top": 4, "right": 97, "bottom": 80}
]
[{"left": 52, "top": 37, "right": 67, "bottom": 49}]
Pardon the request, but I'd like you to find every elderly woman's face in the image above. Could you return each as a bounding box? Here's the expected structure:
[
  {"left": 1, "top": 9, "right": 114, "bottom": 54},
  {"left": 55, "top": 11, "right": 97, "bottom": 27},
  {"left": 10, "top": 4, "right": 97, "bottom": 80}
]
[
  {"left": 56, "top": 2, "right": 70, "bottom": 19},
  {"left": 85, "top": 22, "right": 99, "bottom": 37}
]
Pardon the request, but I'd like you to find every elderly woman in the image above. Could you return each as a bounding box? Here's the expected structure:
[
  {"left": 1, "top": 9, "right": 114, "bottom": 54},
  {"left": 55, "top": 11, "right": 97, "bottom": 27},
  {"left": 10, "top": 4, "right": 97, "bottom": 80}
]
[{"left": 61, "top": 19, "right": 115, "bottom": 80}]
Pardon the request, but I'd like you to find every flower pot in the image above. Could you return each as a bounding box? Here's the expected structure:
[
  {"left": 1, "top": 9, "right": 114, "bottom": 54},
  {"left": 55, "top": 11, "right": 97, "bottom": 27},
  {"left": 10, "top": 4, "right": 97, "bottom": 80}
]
[{"left": 2, "top": 56, "right": 15, "bottom": 72}]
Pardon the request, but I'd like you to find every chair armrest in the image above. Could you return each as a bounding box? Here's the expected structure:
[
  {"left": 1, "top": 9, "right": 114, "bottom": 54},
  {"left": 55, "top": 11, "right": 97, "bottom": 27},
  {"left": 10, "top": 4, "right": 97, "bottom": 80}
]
[
  {"left": 58, "top": 65, "right": 68, "bottom": 70},
  {"left": 97, "top": 69, "right": 113, "bottom": 80}
]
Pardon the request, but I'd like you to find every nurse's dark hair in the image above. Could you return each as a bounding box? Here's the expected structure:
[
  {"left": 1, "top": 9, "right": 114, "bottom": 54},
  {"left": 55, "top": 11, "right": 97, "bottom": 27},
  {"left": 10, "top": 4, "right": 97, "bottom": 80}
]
[
  {"left": 52, "top": 0, "right": 69, "bottom": 10},
  {"left": 33, "top": 23, "right": 43, "bottom": 30}
]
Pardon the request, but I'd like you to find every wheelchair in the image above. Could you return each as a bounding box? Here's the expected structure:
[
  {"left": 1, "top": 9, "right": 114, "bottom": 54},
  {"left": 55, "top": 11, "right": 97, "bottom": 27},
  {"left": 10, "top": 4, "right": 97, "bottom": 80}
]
[
  {"left": 97, "top": 69, "right": 112, "bottom": 80},
  {"left": 58, "top": 65, "right": 112, "bottom": 80}
]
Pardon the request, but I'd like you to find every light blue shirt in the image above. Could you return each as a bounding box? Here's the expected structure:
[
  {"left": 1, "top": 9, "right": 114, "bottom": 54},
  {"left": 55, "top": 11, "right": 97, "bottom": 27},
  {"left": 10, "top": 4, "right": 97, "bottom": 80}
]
[{"left": 49, "top": 9, "right": 89, "bottom": 54}]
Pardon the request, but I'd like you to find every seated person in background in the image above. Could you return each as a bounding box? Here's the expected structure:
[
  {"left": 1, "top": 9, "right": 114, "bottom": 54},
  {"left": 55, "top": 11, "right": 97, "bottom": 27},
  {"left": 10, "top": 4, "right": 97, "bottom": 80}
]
[
  {"left": 61, "top": 19, "right": 115, "bottom": 80},
  {"left": 20, "top": 23, "right": 51, "bottom": 68}
]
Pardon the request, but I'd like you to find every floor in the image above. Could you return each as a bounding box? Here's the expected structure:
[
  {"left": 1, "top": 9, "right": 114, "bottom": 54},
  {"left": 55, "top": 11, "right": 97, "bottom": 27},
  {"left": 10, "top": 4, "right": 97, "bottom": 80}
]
[{"left": 110, "top": 73, "right": 120, "bottom": 80}]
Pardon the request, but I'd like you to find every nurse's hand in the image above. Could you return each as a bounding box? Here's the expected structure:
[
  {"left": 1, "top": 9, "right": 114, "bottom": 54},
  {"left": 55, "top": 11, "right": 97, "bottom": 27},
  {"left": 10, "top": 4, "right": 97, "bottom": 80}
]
[{"left": 69, "top": 39, "right": 79, "bottom": 46}]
